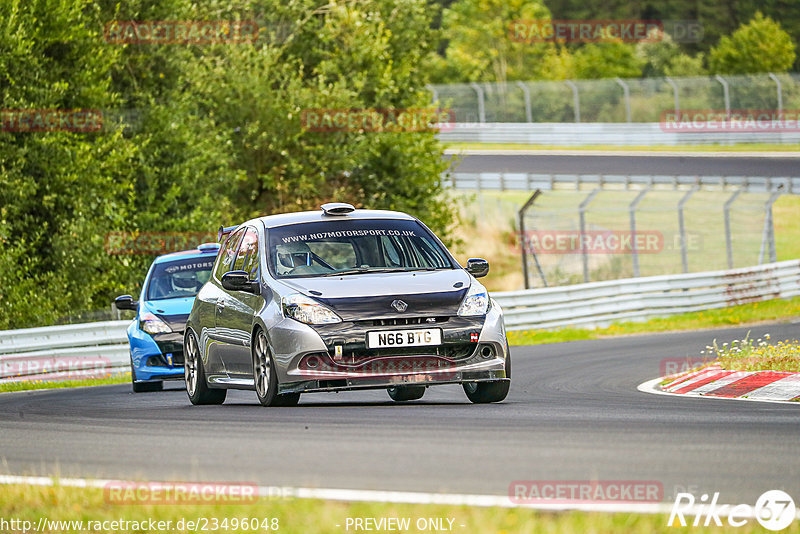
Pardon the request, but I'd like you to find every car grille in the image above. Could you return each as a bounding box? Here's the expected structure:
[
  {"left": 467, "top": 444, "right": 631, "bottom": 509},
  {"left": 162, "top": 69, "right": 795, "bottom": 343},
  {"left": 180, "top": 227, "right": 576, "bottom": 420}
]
[
  {"left": 358, "top": 316, "right": 450, "bottom": 327},
  {"left": 337, "top": 342, "right": 477, "bottom": 363}
]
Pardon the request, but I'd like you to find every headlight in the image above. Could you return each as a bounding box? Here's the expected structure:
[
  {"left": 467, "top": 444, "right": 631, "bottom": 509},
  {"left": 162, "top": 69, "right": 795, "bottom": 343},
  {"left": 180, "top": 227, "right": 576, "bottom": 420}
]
[
  {"left": 282, "top": 293, "right": 342, "bottom": 325},
  {"left": 140, "top": 313, "right": 171, "bottom": 334},
  {"left": 458, "top": 281, "right": 489, "bottom": 316}
]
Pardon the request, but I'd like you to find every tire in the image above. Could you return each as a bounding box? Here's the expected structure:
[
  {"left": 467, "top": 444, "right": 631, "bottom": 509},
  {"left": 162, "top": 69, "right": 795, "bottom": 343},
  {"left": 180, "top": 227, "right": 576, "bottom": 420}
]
[
  {"left": 253, "top": 329, "right": 300, "bottom": 407},
  {"left": 463, "top": 381, "right": 510, "bottom": 403},
  {"left": 387, "top": 385, "right": 426, "bottom": 402},
  {"left": 131, "top": 357, "right": 162, "bottom": 393},
  {"left": 185, "top": 329, "right": 226, "bottom": 405}
]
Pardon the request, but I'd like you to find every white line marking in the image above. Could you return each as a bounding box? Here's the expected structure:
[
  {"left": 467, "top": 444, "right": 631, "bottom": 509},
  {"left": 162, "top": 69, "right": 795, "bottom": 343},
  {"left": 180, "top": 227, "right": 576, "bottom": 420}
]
[
  {"left": 638, "top": 377, "right": 800, "bottom": 406},
  {"left": 3, "top": 474, "right": 800, "bottom": 519}
]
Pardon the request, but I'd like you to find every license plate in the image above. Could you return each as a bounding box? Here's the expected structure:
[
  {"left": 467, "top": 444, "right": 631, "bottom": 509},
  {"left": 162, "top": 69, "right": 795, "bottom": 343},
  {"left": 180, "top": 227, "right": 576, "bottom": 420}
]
[{"left": 367, "top": 328, "right": 442, "bottom": 349}]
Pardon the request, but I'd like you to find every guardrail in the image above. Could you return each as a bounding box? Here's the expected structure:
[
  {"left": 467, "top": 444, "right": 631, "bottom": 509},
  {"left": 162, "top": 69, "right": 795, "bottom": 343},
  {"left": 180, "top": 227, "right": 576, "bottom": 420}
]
[
  {"left": 0, "top": 260, "right": 797, "bottom": 379},
  {"left": 493, "top": 259, "right": 800, "bottom": 330},
  {"left": 436, "top": 122, "right": 800, "bottom": 146},
  {"left": 0, "top": 320, "right": 130, "bottom": 382},
  {"left": 444, "top": 172, "right": 800, "bottom": 195}
]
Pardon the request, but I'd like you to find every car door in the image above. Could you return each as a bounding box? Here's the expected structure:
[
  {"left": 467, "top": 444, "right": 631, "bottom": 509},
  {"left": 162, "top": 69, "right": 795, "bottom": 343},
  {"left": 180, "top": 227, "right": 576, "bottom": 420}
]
[
  {"left": 205, "top": 227, "right": 245, "bottom": 377},
  {"left": 216, "top": 226, "right": 263, "bottom": 377}
]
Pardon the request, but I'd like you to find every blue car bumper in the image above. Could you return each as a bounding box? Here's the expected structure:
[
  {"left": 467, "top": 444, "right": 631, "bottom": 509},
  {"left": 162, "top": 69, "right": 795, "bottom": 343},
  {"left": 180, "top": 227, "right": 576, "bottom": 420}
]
[{"left": 127, "top": 322, "right": 185, "bottom": 382}]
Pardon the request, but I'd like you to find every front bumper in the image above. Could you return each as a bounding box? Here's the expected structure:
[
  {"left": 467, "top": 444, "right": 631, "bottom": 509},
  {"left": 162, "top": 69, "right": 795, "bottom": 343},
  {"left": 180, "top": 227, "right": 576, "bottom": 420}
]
[
  {"left": 273, "top": 302, "right": 509, "bottom": 394},
  {"left": 128, "top": 323, "right": 186, "bottom": 381}
]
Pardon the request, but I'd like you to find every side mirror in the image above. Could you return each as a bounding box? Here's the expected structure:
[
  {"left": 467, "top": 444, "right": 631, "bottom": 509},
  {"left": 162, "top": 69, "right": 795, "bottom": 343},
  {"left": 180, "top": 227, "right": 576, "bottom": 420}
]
[
  {"left": 466, "top": 258, "right": 489, "bottom": 278},
  {"left": 114, "top": 295, "right": 138, "bottom": 311},
  {"left": 221, "top": 270, "right": 260, "bottom": 294}
]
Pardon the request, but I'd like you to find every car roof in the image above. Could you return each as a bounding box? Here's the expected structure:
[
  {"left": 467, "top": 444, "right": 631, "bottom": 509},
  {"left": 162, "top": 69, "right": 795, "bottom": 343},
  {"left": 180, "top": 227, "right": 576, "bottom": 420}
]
[
  {"left": 253, "top": 209, "right": 416, "bottom": 229},
  {"left": 153, "top": 245, "right": 220, "bottom": 264}
]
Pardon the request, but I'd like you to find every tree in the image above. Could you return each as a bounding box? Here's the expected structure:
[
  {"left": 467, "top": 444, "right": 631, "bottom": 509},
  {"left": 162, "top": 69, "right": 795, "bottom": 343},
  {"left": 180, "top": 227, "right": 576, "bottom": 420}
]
[
  {"left": 436, "top": 0, "right": 568, "bottom": 83},
  {"left": 637, "top": 29, "right": 706, "bottom": 77},
  {"left": 0, "top": 0, "right": 138, "bottom": 328},
  {"left": 709, "top": 12, "right": 795, "bottom": 74},
  {"left": 573, "top": 41, "right": 643, "bottom": 79}
]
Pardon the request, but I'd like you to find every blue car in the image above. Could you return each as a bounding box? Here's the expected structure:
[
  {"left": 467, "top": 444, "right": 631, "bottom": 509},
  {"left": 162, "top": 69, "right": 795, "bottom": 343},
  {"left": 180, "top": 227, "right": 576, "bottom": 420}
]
[{"left": 115, "top": 243, "right": 220, "bottom": 392}]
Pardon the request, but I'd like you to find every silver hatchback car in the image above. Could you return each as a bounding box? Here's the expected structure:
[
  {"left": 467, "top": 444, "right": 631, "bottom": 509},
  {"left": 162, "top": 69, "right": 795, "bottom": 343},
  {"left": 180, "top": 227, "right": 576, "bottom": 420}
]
[{"left": 184, "top": 203, "right": 510, "bottom": 406}]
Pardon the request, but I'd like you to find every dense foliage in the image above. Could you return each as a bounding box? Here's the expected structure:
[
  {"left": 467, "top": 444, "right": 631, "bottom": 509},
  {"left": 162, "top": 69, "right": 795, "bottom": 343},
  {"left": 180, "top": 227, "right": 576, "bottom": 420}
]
[{"left": 0, "top": 0, "right": 452, "bottom": 328}]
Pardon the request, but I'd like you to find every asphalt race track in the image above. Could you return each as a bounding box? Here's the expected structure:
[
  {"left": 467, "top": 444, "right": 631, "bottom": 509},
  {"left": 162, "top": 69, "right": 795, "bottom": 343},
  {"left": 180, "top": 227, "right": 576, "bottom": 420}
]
[
  {"left": 447, "top": 153, "right": 800, "bottom": 177},
  {"left": 1, "top": 322, "right": 798, "bottom": 506}
]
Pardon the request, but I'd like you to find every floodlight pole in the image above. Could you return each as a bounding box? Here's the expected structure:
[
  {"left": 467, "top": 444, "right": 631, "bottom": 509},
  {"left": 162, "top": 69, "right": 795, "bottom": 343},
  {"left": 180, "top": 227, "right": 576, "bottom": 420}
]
[
  {"left": 579, "top": 189, "right": 601, "bottom": 283},
  {"left": 677, "top": 186, "right": 698, "bottom": 273},
  {"left": 629, "top": 187, "right": 651, "bottom": 278},
  {"left": 758, "top": 192, "right": 781, "bottom": 264},
  {"left": 724, "top": 189, "right": 742, "bottom": 269},
  {"left": 519, "top": 190, "right": 546, "bottom": 288}
]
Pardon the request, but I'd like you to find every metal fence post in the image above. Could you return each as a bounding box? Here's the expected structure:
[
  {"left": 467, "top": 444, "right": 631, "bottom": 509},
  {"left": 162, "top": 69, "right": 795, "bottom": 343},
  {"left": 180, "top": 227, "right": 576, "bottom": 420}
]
[
  {"left": 469, "top": 82, "right": 486, "bottom": 124},
  {"left": 715, "top": 75, "right": 730, "bottom": 118},
  {"left": 629, "top": 187, "right": 651, "bottom": 277},
  {"left": 565, "top": 80, "right": 580, "bottom": 123},
  {"left": 758, "top": 192, "right": 781, "bottom": 264},
  {"left": 425, "top": 84, "right": 438, "bottom": 106},
  {"left": 665, "top": 76, "right": 679, "bottom": 115},
  {"left": 579, "top": 189, "right": 601, "bottom": 282},
  {"left": 615, "top": 78, "right": 632, "bottom": 123},
  {"left": 768, "top": 73, "right": 783, "bottom": 114},
  {"left": 678, "top": 186, "right": 698, "bottom": 273},
  {"left": 724, "top": 189, "right": 742, "bottom": 269},
  {"left": 516, "top": 81, "right": 533, "bottom": 122},
  {"left": 519, "top": 190, "right": 546, "bottom": 288}
]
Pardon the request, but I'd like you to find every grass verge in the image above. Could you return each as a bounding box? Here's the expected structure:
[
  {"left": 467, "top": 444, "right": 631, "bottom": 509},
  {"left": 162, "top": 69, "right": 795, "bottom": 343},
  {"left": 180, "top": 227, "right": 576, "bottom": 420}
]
[
  {"left": 0, "top": 483, "right": 792, "bottom": 534},
  {"left": 445, "top": 142, "right": 800, "bottom": 152},
  {"left": 0, "top": 373, "right": 130, "bottom": 394},
  {"left": 709, "top": 333, "right": 800, "bottom": 373},
  {"left": 508, "top": 296, "right": 800, "bottom": 346}
]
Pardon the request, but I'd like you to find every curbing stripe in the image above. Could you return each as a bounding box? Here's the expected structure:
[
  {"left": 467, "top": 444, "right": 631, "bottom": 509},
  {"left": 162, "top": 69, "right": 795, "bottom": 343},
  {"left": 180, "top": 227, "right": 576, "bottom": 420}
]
[{"left": 704, "top": 372, "right": 791, "bottom": 398}]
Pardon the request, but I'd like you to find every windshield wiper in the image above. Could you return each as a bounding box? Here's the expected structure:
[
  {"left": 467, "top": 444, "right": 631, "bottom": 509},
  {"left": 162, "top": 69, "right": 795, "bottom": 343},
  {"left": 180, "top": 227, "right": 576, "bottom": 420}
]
[{"left": 317, "top": 267, "right": 443, "bottom": 277}]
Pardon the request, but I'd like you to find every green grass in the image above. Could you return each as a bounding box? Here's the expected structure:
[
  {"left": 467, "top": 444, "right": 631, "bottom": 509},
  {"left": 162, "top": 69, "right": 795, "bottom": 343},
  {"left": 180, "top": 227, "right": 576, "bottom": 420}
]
[
  {"left": 445, "top": 142, "right": 800, "bottom": 152},
  {"left": 711, "top": 333, "right": 800, "bottom": 373},
  {"left": 0, "top": 483, "right": 792, "bottom": 534},
  {"left": 508, "top": 296, "right": 800, "bottom": 346},
  {"left": 0, "top": 373, "right": 130, "bottom": 394}
]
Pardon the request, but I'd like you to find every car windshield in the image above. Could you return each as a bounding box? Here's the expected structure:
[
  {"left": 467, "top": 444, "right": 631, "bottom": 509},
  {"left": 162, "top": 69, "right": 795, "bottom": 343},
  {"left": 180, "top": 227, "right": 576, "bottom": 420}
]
[
  {"left": 146, "top": 257, "right": 215, "bottom": 300},
  {"left": 268, "top": 219, "right": 454, "bottom": 278}
]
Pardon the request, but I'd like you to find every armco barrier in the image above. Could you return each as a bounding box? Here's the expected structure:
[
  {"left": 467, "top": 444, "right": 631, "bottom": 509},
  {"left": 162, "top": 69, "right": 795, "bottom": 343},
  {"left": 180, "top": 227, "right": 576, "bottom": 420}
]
[
  {"left": 0, "top": 260, "right": 797, "bottom": 379},
  {"left": 0, "top": 320, "right": 130, "bottom": 381},
  {"left": 436, "top": 122, "right": 800, "bottom": 146},
  {"left": 493, "top": 259, "right": 800, "bottom": 330}
]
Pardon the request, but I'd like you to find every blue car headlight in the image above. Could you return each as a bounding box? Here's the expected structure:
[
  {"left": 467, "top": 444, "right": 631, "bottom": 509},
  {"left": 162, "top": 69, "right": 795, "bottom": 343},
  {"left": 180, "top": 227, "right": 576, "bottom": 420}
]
[
  {"left": 458, "top": 281, "right": 489, "bottom": 317},
  {"left": 139, "top": 312, "right": 172, "bottom": 334}
]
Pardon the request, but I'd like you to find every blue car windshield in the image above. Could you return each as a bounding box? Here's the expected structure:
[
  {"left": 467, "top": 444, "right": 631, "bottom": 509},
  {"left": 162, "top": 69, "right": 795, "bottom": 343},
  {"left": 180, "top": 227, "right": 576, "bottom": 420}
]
[
  {"left": 146, "top": 257, "right": 214, "bottom": 301},
  {"left": 268, "top": 219, "right": 455, "bottom": 278}
]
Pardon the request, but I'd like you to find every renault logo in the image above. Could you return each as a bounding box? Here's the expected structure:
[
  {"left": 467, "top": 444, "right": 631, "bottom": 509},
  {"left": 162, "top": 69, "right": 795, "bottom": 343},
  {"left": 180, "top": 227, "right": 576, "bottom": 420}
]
[{"left": 391, "top": 299, "right": 408, "bottom": 312}]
